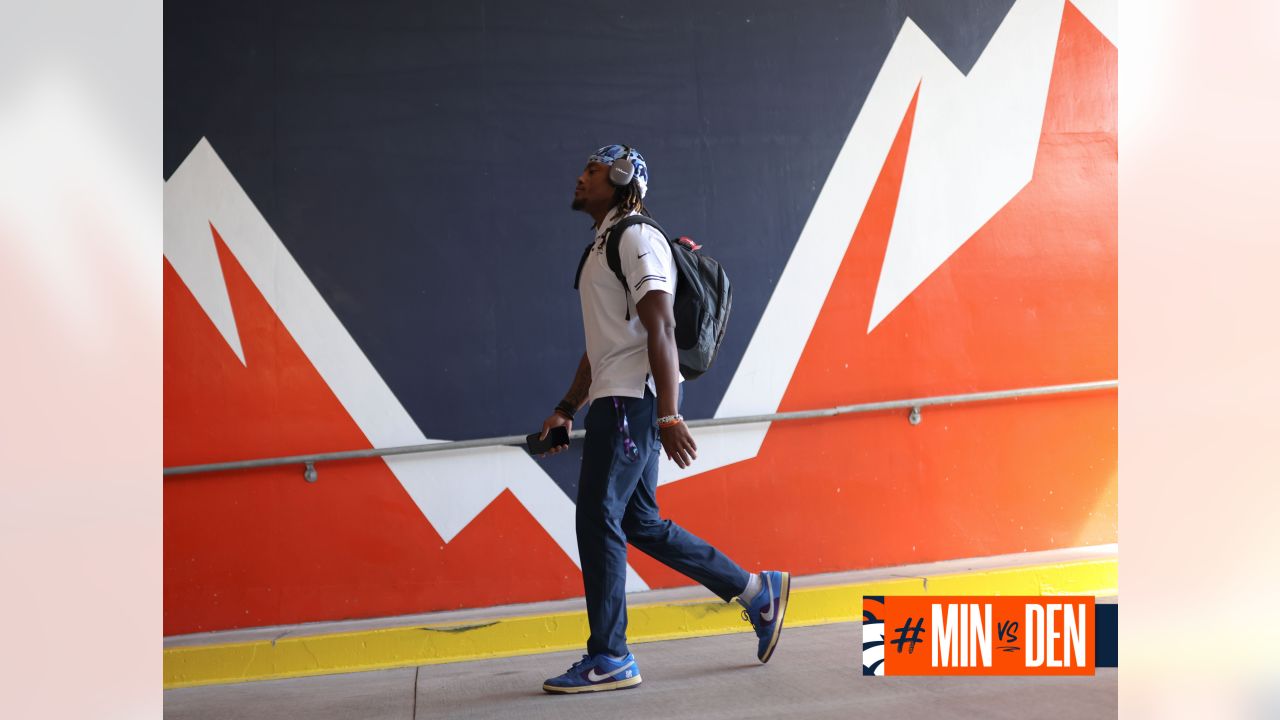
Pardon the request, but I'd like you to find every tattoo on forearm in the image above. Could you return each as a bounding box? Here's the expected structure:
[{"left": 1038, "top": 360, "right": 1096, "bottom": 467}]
[{"left": 562, "top": 354, "right": 592, "bottom": 411}]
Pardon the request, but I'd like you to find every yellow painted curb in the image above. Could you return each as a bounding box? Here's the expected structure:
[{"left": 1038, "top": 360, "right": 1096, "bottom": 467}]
[{"left": 164, "top": 557, "right": 1116, "bottom": 689}]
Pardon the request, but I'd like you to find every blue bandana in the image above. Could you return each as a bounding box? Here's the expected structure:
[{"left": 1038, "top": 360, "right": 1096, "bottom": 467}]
[{"left": 588, "top": 144, "right": 649, "bottom": 198}]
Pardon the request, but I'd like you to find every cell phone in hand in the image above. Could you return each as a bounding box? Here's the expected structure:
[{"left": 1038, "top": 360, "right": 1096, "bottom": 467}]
[{"left": 526, "top": 426, "right": 570, "bottom": 455}]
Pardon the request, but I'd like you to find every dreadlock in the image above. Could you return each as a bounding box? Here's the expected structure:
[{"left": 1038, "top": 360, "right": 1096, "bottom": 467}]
[{"left": 612, "top": 180, "right": 649, "bottom": 217}]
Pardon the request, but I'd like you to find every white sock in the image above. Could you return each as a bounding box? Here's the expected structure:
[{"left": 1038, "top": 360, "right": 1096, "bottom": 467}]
[{"left": 736, "top": 573, "right": 763, "bottom": 607}]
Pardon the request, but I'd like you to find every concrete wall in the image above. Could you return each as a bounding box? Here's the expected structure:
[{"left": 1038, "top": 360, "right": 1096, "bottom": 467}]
[{"left": 163, "top": 0, "right": 1116, "bottom": 635}]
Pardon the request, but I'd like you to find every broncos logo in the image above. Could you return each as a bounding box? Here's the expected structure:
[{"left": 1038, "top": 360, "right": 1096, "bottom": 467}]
[{"left": 863, "top": 595, "right": 886, "bottom": 676}]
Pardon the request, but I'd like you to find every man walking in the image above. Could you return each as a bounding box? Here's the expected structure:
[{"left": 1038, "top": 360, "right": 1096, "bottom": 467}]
[{"left": 535, "top": 144, "right": 789, "bottom": 694}]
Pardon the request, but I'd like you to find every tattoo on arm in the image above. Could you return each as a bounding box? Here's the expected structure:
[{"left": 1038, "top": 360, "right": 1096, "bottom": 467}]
[{"left": 562, "top": 354, "right": 592, "bottom": 412}]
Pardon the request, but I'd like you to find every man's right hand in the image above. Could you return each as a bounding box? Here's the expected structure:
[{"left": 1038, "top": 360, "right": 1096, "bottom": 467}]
[{"left": 538, "top": 413, "right": 573, "bottom": 456}]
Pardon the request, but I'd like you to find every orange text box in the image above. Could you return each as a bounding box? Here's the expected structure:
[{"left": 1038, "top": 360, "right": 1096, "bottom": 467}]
[{"left": 875, "top": 595, "right": 1095, "bottom": 676}]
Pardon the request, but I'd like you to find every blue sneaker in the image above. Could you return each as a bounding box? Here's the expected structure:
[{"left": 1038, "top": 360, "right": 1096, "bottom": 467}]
[
  {"left": 542, "top": 652, "right": 642, "bottom": 694},
  {"left": 742, "top": 570, "right": 790, "bottom": 663}
]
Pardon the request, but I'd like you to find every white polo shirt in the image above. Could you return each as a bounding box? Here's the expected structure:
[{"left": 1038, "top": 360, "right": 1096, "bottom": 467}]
[{"left": 578, "top": 207, "right": 684, "bottom": 402}]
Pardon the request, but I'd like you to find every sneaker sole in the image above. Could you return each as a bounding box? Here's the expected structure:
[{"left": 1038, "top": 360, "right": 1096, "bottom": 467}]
[
  {"left": 542, "top": 675, "right": 643, "bottom": 694},
  {"left": 758, "top": 572, "right": 790, "bottom": 664}
]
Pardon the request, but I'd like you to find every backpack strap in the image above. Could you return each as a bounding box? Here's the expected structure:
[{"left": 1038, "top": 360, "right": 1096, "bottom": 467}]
[
  {"left": 604, "top": 215, "right": 669, "bottom": 277},
  {"left": 604, "top": 215, "right": 669, "bottom": 321},
  {"left": 572, "top": 217, "right": 667, "bottom": 290},
  {"left": 572, "top": 241, "right": 594, "bottom": 290}
]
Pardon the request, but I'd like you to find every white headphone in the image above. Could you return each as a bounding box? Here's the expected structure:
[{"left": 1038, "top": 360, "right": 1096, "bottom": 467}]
[{"left": 608, "top": 145, "right": 636, "bottom": 188}]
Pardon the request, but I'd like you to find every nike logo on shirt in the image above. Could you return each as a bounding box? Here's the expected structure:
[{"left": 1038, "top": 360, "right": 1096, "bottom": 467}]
[{"left": 636, "top": 252, "right": 649, "bottom": 259}]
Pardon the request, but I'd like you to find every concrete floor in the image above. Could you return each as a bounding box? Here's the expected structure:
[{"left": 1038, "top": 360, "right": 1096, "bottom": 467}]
[{"left": 164, "top": 621, "right": 1117, "bottom": 720}]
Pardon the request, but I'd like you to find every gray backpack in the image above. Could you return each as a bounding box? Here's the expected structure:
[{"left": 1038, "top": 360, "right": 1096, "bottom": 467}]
[{"left": 574, "top": 215, "right": 732, "bottom": 380}]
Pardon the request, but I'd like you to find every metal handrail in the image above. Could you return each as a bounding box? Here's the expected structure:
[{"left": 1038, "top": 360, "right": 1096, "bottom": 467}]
[{"left": 162, "top": 379, "right": 1117, "bottom": 480}]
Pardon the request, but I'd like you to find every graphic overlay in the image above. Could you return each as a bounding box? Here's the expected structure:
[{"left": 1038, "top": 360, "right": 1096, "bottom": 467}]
[{"left": 862, "top": 596, "right": 1117, "bottom": 676}]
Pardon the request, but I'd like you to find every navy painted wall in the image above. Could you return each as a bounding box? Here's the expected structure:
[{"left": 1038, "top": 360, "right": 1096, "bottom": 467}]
[{"left": 164, "top": 0, "right": 1015, "bottom": 498}]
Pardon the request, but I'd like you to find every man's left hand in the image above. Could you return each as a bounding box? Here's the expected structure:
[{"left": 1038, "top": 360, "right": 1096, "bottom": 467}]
[{"left": 659, "top": 422, "right": 698, "bottom": 469}]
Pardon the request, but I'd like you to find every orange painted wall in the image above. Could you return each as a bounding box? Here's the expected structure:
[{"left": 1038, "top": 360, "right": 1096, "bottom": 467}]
[
  {"left": 164, "top": 231, "right": 583, "bottom": 634},
  {"left": 631, "top": 2, "right": 1116, "bottom": 586}
]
